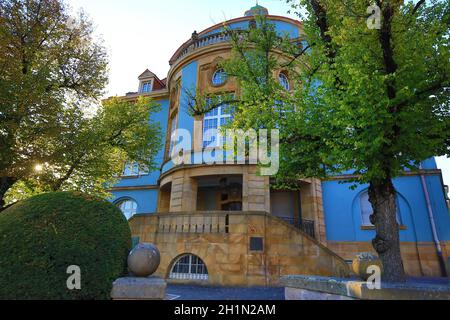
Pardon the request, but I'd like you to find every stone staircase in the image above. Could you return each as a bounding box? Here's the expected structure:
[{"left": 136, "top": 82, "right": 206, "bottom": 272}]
[{"left": 129, "top": 211, "right": 351, "bottom": 286}]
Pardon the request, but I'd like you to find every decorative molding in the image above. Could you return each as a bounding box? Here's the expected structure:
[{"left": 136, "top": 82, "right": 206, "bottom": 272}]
[
  {"left": 117, "top": 89, "right": 169, "bottom": 102},
  {"left": 361, "top": 225, "right": 407, "bottom": 231},
  {"left": 323, "top": 169, "right": 443, "bottom": 181},
  {"left": 109, "top": 185, "right": 159, "bottom": 192}
]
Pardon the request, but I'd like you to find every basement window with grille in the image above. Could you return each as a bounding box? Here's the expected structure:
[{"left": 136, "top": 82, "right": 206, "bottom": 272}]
[{"left": 169, "top": 254, "right": 209, "bottom": 281}]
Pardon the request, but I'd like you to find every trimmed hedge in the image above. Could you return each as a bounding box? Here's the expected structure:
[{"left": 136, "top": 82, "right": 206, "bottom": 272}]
[{"left": 0, "top": 192, "right": 131, "bottom": 300}]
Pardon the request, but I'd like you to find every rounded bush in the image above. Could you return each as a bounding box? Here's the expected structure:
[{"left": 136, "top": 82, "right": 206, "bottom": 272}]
[{"left": 0, "top": 192, "right": 131, "bottom": 300}]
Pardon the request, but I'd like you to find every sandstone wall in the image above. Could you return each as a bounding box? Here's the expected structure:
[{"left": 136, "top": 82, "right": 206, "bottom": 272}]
[
  {"left": 328, "top": 241, "right": 450, "bottom": 277},
  {"left": 129, "top": 212, "right": 350, "bottom": 286}
]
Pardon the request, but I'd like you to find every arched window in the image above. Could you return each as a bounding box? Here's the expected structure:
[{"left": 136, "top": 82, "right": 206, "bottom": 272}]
[
  {"left": 170, "top": 254, "right": 209, "bottom": 280},
  {"left": 360, "top": 191, "right": 402, "bottom": 226},
  {"left": 279, "top": 73, "right": 290, "bottom": 91},
  {"left": 212, "top": 69, "right": 227, "bottom": 86},
  {"left": 117, "top": 199, "right": 138, "bottom": 220}
]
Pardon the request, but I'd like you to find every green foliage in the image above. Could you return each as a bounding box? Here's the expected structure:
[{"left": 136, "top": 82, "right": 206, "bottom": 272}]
[
  {"left": 0, "top": 0, "right": 108, "bottom": 180},
  {"left": 185, "top": 88, "right": 237, "bottom": 117},
  {"left": 221, "top": 1, "right": 449, "bottom": 280},
  {"left": 0, "top": 1, "right": 162, "bottom": 205},
  {"left": 4, "top": 96, "right": 162, "bottom": 204},
  {"left": 0, "top": 192, "right": 132, "bottom": 300},
  {"left": 221, "top": 3, "right": 449, "bottom": 185}
]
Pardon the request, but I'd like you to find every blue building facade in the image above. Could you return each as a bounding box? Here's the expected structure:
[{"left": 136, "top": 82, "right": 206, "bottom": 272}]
[
  {"left": 110, "top": 5, "right": 450, "bottom": 280},
  {"left": 323, "top": 158, "right": 450, "bottom": 276}
]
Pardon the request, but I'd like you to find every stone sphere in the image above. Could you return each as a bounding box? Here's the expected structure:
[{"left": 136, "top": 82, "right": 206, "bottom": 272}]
[
  {"left": 352, "top": 252, "right": 384, "bottom": 281},
  {"left": 127, "top": 243, "right": 161, "bottom": 277}
]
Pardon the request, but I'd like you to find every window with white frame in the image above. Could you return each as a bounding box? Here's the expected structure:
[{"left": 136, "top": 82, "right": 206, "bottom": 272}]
[
  {"left": 169, "top": 113, "right": 178, "bottom": 157},
  {"left": 169, "top": 254, "right": 209, "bottom": 281},
  {"left": 141, "top": 81, "right": 152, "bottom": 93},
  {"left": 360, "top": 191, "right": 402, "bottom": 226},
  {"left": 123, "top": 163, "right": 139, "bottom": 177},
  {"left": 123, "top": 163, "right": 148, "bottom": 177},
  {"left": 279, "top": 72, "right": 290, "bottom": 91},
  {"left": 273, "top": 99, "right": 287, "bottom": 119},
  {"left": 203, "top": 101, "right": 233, "bottom": 148},
  {"left": 117, "top": 199, "right": 138, "bottom": 220}
]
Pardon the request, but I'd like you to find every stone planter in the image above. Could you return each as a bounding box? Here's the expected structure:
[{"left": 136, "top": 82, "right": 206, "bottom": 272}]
[{"left": 352, "top": 253, "right": 383, "bottom": 281}]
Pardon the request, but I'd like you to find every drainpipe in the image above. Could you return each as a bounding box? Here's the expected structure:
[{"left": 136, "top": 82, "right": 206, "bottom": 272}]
[{"left": 419, "top": 164, "right": 448, "bottom": 277}]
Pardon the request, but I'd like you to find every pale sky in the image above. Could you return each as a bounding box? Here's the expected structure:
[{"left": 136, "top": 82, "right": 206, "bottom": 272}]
[
  {"left": 66, "top": 0, "right": 450, "bottom": 189},
  {"left": 66, "top": 0, "right": 298, "bottom": 97}
]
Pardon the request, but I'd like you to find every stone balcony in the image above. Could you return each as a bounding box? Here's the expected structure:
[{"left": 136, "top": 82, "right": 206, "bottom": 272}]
[
  {"left": 169, "top": 29, "right": 304, "bottom": 67},
  {"left": 169, "top": 31, "right": 236, "bottom": 66},
  {"left": 158, "top": 165, "right": 329, "bottom": 245}
]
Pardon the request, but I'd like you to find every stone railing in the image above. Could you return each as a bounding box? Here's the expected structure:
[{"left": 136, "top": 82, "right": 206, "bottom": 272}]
[
  {"left": 157, "top": 212, "right": 230, "bottom": 234},
  {"left": 169, "top": 30, "right": 305, "bottom": 66},
  {"left": 170, "top": 31, "right": 243, "bottom": 66},
  {"left": 132, "top": 211, "right": 317, "bottom": 238}
]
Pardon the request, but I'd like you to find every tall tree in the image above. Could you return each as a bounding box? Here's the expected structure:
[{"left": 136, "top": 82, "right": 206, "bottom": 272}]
[
  {"left": 0, "top": 1, "right": 162, "bottom": 207},
  {"left": 4, "top": 97, "right": 162, "bottom": 205},
  {"left": 217, "top": 0, "right": 449, "bottom": 282},
  {"left": 0, "top": 0, "right": 108, "bottom": 206}
]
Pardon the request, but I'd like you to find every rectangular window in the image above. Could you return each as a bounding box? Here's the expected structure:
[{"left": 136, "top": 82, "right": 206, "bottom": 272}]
[
  {"left": 169, "top": 114, "right": 178, "bottom": 157},
  {"left": 142, "top": 81, "right": 152, "bottom": 93},
  {"left": 202, "top": 98, "right": 234, "bottom": 148},
  {"left": 123, "top": 163, "right": 139, "bottom": 177},
  {"left": 123, "top": 163, "right": 148, "bottom": 177}
]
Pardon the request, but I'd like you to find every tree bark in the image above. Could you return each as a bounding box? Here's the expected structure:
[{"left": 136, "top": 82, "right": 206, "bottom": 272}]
[
  {"left": 51, "top": 165, "right": 77, "bottom": 192},
  {"left": 368, "top": 178, "right": 406, "bottom": 282},
  {"left": 0, "top": 177, "right": 17, "bottom": 210}
]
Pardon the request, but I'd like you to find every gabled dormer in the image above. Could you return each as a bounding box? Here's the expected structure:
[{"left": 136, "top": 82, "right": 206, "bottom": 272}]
[{"left": 138, "top": 69, "right": 166, "bottom": 94}]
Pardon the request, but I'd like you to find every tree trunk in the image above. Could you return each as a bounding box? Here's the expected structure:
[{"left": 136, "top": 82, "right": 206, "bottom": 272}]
[
  {"left": 51, "top": 162, "right": 79, "bottom": 192},
  {"left": 0, "top": 177, "right": 17, "bottom": 210},
  {"left": 368, "top": 178, "right": 406, "bottom": 282}
]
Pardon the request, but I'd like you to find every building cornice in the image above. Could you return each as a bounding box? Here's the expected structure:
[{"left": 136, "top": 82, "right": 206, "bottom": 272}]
[
  {"left": 169, "top": 15, "right": 302, "bottom": 64},
  {"left": 109, "top": 185, "right": 159, "bottom": 192},
  {"left": 198, "top": 15, "right": 302, "bottom": 37},
  {"left": 168, "top": 42, "right": 233, "bottom": 85},
  {"left": 168, "top": 15, "right": 303, "bottom": 80},
  {"left": 322, "top": 169, "right": 444, "bottom": 182},
  {"left": 113, "top": 89, "right": 170, "bottom": 102}
]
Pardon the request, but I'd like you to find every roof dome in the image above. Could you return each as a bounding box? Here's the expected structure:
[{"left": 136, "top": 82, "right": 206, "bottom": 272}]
[{"left": 245, "top": 4, "right": 269, "bottom": 17}]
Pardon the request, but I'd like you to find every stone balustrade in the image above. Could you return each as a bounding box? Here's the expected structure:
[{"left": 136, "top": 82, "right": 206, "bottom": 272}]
[
  {"left": 157, "top": 212, "right": 229, "bottom": 234},
  {"left": 170, "top": 31, "right": 240, "bottom": 66}
]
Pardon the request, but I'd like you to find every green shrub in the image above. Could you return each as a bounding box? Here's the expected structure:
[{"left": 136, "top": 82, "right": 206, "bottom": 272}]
[{"left": 0, "top": 192, "right": 131, "bottom": 300}]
